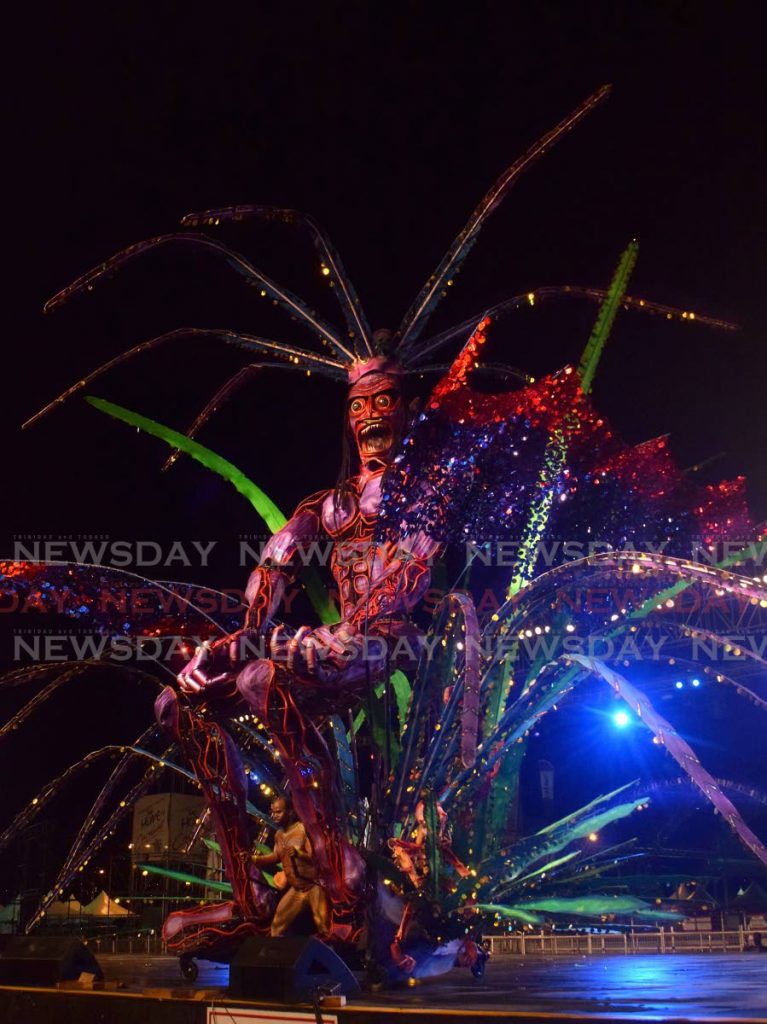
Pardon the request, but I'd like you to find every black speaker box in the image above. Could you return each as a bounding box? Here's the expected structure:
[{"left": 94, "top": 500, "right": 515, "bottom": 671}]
[
  {"left": 229, "top": 935, "right": 360, "bottom": 1001},
  {"left": 0, "top": 935, "right": 103, "bottom": 986}
]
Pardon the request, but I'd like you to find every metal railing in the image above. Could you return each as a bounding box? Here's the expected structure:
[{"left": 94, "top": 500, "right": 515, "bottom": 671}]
[
  {"left": 88, "top": 934, "right": 167, "bottom": 956},
  {"left": 483, "top": 929, "right": 761, "bottom": 955}
]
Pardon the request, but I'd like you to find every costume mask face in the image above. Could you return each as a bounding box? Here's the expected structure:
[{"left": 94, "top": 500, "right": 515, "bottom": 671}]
[{"left": 347, "top": 371, "right": 405, "bottom": 467}]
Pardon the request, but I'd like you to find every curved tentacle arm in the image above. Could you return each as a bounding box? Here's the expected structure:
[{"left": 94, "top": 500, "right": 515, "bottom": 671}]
[
  {"left": 0, "top": 663, "right": 63, "bottom": 688},
  {"left": 0, "top": 741, "right": 171, "bottom": 854},
  {"left": 0, "top": 662, "right": 162, "bottom": 740},
  {"left": 576, "top": 288, "right": 738, "bottom": 331},
  {"left": 410, "top": 286, "right": 739, "bottom": 367},
  {"left": 181, "top": 206, "right": 374, "bottom": 356},
  {"left": 673, "top": 626, "right": 767, "bottom": 672},
  {"left": 392, "top": 608, "right": 452, "bottom": 820},
  {"left": 40, "top": 725, "right": 159, "bottom": 909},
  {"left": 29, "top": 723, "right": 278, "bottom": 935},
  {"left": 44, "top": 231, "right": 355, "bottom": 362},
  {"left": 26, "top": 747, "right": 178, "bottom": 931},
  {"left": 397, "top": 84, "right": 611, "bottom": 351},
  {"left": 445, "top": 637, "right": 767, "bottom": 879},
  {"left": 569, "top": 654, "right": 767, "bottom": 869},
  {"left": 405, "top": 361, "right": 531, "bottom": 383},
  {"left": 161, "top": 360, "right": 323, "bottom": 471},
  {"left": 613, "top": 650, "right": 767, "bottom": 713},
  {"left": 486, "top": 548, "right": 767, "bottom": 652},
  {"left": 230, "top": 722, "right": 287, "bottom": 798},
  {"left": 22, "top": 327, "right": 345, "bottom": 430},
  {"left": 160, "top": 362, "right": 265, "bottom": 471}
]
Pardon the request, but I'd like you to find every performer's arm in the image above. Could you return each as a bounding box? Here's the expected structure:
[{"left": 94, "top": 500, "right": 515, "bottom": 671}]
[
  {"left": 292, "top": 832, "right": 313, "bottom": 862},
  {"left": 251, "top": 848, "right": 281, "bottom": 868}
]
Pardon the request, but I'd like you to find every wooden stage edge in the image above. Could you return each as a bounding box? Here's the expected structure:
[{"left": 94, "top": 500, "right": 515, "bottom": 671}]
[{"left": 2, "top": 982, "right": 767, "bottom": 1024}]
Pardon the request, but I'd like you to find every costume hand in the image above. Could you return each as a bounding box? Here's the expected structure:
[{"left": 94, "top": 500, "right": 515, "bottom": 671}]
[
  {"left": 177, "top": 641, "right": 232, "bottom": 695},
  {"left": 269, "top": 623, "right": 362, "bottom": 676}
]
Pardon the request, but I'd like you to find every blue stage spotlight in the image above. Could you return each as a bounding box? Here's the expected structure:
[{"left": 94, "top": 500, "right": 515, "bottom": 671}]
[
  {"left": 675, "top": 681, "right": 684, "bottom": 689},
  {"left": 691, "top": 678, "right": 701, "bottom": 688},
  {"left": 612, "top": 710, "right": 630, "bottom": 728}
]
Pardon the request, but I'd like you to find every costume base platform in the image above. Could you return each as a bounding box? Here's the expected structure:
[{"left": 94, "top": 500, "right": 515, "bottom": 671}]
[{"left": 0, "top": 952, "right": 765, "bottom": 1023}]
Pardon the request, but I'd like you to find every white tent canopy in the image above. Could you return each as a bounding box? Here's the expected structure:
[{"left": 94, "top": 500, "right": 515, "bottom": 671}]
[
  {"left": 81, "top": 890, "right": 133, "bottom": 917},
  {"left": 46, "top": 896, "right": 84, "bottom": 917}
]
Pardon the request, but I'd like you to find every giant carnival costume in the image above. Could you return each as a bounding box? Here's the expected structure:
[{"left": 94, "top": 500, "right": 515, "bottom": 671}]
[{"left": 3, "top": 85, "right": 766, "bottom": 982}]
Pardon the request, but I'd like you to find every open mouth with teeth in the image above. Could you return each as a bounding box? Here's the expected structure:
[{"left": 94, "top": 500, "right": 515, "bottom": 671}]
[{"left": 356, "top": 419, "right": 395, "bottom": 456}]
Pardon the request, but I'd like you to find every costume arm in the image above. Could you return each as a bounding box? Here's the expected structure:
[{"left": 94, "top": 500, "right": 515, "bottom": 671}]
[
  {"left": 242, "top": 490, "right": 327, "bottom": 632},
  {"left": 178, "top": 491, "right": 327, "bottom": 690}
]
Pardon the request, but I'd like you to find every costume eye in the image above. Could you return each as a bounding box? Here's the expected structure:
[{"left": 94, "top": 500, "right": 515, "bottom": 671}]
[
  {"left": 350, "top": 398, "right": 365, "bottom": 415},
  {"left": 375, "top": 393, "right": 393, "bottom": 410}
]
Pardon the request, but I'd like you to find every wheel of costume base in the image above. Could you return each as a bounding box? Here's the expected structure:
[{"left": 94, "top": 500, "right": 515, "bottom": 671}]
[{"left": 180, "top": 955, "right": 199, "bottom": 982}]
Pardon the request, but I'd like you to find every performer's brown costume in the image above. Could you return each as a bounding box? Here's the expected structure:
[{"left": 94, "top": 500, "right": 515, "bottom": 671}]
[{"left": 259, "top": 818, "right": 330, "bottom": 937}]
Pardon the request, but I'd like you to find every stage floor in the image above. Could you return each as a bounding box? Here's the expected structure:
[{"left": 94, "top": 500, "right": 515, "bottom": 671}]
[
  {"left": 1, "top": 952, "right": 766, "bottom": 1023},
  {"left": 106, "top": 951, "right": 767, "bottom": 1019}
]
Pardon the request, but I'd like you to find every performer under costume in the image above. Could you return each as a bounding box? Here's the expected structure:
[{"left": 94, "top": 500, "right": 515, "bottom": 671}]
[{"left": 253, "top": 797, "right": 330, "bottom": 938}]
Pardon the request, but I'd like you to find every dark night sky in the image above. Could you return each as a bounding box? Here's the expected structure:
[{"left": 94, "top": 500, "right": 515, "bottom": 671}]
[
  {"left": 5, "top": 4, "right": 766, "bottom": 540},
  {"left": 1, "top": 5, "right": 765, "bottom": 884}
]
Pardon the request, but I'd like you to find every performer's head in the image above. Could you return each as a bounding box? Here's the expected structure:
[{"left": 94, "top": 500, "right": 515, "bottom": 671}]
[
  {"left": 346, "top": 342, "right": 405, "bottom": 470},
  {"left": 270, "top": 796, "right": 297, "bottom": 828}
]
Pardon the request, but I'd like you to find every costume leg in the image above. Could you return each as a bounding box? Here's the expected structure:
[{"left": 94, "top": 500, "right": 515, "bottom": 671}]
[
  {"left": 237, "top": 659, "right": 365, "bottom": 942},
  {"left": 270, "top": 887, "right": 310, "bottom": 937},
  {"left": 390, "top": 901, "right": 417, "bottom": 973},
  {"left": 307, "top": 884, "right": 330, "bottom": 935},
  {"left": 155, "top": 686, "right": 274, "bottom": 948}
]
